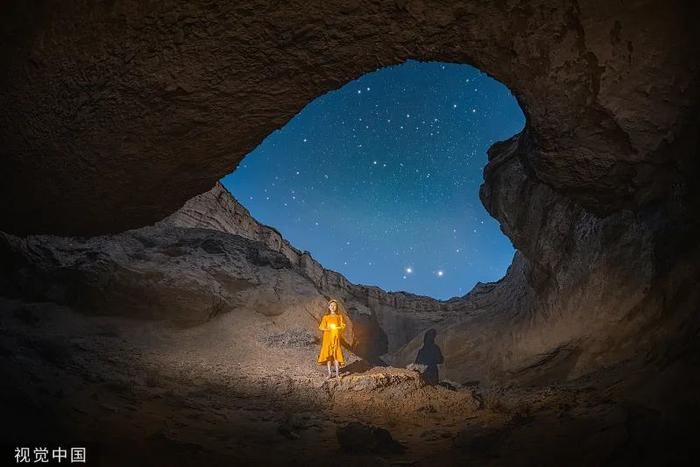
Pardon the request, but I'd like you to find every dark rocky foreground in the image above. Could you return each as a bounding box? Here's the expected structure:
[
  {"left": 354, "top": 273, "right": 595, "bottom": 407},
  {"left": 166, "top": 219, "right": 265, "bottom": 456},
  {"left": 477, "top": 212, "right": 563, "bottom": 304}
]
[
  {"left": 1, "top": 0, "right": 699, "bottom": 465},
  {"left": 1, "top": 295, "right": 694, "bottom": 467}
]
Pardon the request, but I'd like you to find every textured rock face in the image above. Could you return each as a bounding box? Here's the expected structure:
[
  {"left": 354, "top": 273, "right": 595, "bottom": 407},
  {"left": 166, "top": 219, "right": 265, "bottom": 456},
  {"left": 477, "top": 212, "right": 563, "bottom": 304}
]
[
  {"left": 0, "top": 184, "right": 468, "bottom": 357},
  {"left": 0, "top": 182, "right": 512, "bottom": 358},
  {"left": 396, "top": 129, "right": 700, "bottom": 385},
  {"left": 161, "top": 182, "right": 493, "bottom": 352},
  {"left": 0, "top": 225, "right": 325, "bottom": 324},
  {"left": 1, "top": 1, "right": 697, "bottom": 235}
]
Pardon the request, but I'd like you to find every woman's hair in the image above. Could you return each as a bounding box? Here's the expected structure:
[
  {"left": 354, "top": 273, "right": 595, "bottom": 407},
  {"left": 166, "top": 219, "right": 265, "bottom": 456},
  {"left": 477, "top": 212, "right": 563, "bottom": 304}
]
[{"left": 325, "top": 298, "right": 347, "bottom": 316}]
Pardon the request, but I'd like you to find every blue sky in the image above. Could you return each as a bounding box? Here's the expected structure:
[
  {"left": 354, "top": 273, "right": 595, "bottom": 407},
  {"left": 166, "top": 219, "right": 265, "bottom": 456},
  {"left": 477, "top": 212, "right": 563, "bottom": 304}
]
[{"left": 222, "top": 60, "right": 524, "bottom": 299}]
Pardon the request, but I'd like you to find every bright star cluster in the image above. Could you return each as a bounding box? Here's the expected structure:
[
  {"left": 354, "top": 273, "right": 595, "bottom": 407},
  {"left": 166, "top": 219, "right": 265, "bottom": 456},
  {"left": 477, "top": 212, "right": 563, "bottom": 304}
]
[{"left": 222, "top": 60, "right": 524, "bottom": 299}]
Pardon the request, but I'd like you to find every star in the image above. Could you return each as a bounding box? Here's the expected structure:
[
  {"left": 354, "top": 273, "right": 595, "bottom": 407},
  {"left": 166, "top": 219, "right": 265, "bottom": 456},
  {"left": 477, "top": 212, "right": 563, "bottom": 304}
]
[{"left": 221, "top": 60, "right": 523, "bottom": 299}]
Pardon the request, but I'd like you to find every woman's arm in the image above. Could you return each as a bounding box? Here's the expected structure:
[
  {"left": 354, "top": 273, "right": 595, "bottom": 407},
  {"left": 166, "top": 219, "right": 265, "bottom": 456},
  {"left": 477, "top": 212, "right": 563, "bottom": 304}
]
[{"left": 318, "top": 316, "right": 327, "bottom": 331}]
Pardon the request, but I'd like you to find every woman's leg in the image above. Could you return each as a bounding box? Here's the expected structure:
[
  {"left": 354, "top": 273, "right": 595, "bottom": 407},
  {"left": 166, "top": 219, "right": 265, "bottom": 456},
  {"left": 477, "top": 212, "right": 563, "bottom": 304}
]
[
  {"left": 326, "top": 360, "right": 332, "bottom": 378},
  {"left": 334, "top": 359, "right": 340, "bottom": 378}
]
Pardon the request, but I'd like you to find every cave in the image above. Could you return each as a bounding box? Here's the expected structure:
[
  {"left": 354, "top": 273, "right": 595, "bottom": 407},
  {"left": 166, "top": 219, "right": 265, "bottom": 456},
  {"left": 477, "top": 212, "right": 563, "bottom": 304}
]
[{"left": 1, "top": 1, "right": 699, "bottom": 466}]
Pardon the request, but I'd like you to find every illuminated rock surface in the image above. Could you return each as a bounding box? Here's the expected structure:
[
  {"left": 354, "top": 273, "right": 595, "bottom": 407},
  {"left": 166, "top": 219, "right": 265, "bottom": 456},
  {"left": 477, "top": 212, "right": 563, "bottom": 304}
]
[{"left": 1, "top": 1, "right": 699, "bottom": 465}]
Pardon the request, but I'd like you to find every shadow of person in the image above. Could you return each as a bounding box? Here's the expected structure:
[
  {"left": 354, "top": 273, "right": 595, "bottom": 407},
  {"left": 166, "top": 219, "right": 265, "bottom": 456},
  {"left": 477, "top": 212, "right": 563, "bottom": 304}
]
[{"left": 414, "top": 328, "right": 444, "bottom": 385}]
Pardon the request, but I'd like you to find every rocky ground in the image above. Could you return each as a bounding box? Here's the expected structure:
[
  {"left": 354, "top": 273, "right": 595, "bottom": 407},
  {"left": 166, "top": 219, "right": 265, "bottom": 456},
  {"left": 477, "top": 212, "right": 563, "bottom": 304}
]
[{"left": 3, "top": 296, "right": 693, "bottom": 467}]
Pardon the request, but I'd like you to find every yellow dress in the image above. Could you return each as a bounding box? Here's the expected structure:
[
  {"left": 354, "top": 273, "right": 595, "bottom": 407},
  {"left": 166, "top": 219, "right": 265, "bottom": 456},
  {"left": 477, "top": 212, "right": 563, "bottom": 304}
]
[{"left": 317, "top": 313, "right": 345, "bottom": 364}]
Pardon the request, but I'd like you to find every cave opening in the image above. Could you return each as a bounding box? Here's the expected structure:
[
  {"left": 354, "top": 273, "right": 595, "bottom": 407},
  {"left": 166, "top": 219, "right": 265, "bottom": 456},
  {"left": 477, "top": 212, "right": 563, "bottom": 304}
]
[
  {"left": 221, "top": 60, "right": 525, "bottom": 299},
  {"left": 1, "top": 2, "right": 697, "bottom": 465}
]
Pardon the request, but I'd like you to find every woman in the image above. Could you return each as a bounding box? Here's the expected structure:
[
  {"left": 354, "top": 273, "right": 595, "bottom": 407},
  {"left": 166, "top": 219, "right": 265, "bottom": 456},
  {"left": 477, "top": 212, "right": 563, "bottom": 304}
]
[{"left": 317, "top": 299, "right": 346, "bottom": 379}]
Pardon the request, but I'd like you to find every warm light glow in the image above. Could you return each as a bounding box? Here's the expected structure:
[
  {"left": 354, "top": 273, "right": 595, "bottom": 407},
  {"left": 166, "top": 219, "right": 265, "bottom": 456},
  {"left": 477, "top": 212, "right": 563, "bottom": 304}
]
[{"left": 329, "top": 323, "right": 336, "bottom": 329}]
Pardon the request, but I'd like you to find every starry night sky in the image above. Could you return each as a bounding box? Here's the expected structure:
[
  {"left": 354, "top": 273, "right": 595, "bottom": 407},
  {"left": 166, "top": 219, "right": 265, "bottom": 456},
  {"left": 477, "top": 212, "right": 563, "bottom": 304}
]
[{"left": 221, "top": 61, "right": 525, "bottom": 300}]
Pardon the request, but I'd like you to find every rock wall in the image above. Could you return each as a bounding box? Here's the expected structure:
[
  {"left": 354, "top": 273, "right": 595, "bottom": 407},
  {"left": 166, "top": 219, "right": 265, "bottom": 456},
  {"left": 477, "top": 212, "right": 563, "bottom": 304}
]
[
  {"left": 158, "top": 183, "right": 474, "bottom": 336},
  {"left": 0, "top": 226, "right": 323, "bottom": 324},
  {"left": 0, "top": 179, "right": 536, "bottom": 360},
  {"left": 395, "top": 128, "right": 700, "bottom": 385},
  {"left": 0, "top": 184, "right": 477, "bottom": 357},
  {"left": 160, "top": 182, "right": 538, "bottom": 354}
]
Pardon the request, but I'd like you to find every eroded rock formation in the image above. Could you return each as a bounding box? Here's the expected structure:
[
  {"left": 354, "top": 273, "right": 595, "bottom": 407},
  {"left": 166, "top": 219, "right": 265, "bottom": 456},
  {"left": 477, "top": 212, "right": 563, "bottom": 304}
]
[
  {"left": 397, "top": 128, "right": 700, "bottom": 388},
  {"left": 1, "top": 1, "right": 697, "bottom": 236},
  {"left": 0, "top": 184, "right": 473, "bottom": 357},
  {"left": 160, "top": 183, "right": 503, "bottom": 351},
  {"left": 0, "top": 1, "right": 699, "bottom": 464}
]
